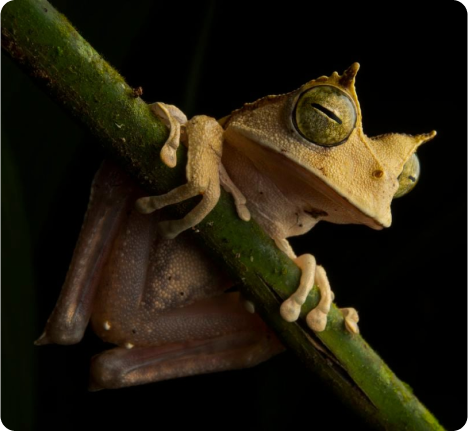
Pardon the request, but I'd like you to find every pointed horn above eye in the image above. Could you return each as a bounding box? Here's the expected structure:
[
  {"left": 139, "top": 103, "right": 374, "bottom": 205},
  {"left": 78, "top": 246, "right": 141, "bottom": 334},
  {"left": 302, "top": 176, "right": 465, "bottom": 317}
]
[
  {"left": 413, "top": 130, "right": 437, "bottom": 146},
  {"left": 367, "top": 129, "right": 437, "bottom": 178},
  {"left": 340, "top": 62, "right": 360, "bottom": 88}
]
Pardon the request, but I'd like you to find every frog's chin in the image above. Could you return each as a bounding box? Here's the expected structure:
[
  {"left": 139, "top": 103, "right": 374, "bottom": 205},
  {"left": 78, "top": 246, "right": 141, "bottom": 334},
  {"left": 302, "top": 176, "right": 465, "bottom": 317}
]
[
  {"left": 225, "top": 126, "right": 393, "bottom": 231},
  {"left": 367, "top": 213, "right": 391, "bottom": 230},
  {"left": 328, "top": 192, "right": 392, "bottom": 230},
  {"left": 228, "top": 124, "right": 397, "bottom": 230}
]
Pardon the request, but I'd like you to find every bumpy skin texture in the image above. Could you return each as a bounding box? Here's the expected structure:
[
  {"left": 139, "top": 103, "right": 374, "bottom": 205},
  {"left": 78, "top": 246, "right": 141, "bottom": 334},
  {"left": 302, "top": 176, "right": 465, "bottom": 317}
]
[
  {"left": 91, "top": 210, "right": 229, "bottom": 347},
  {"left": 136, "top": 114, "right": 224, "bottom": 239},
  {"left": 134, "top": 65, "right": 434, "bottom": 334},
  {"left": 223, "top": 63, "right": 435, "bottom": 230},
  {"left": 218, "top": 65, "right": 433, "bottom": 331},
  {"left": 38, "top": 64, "right": 436, "bottom": 388},
  {"left": 38, "top": 161, "right": 283, "bottom": 390}
]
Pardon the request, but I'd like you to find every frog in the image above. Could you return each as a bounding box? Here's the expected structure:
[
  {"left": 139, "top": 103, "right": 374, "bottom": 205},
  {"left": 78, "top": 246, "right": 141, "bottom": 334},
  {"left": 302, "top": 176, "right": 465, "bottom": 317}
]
[{"left": 36, "top": 63, "right": 436, "bottom": 390}]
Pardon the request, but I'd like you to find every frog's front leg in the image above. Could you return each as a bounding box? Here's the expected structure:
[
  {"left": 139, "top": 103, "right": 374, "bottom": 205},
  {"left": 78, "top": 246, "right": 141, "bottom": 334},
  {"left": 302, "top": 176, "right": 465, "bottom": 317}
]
[
  {"left": 274, "top": 238, "right": 359, "bottom": 334},
  {"left": 136, "top": 108, "right": 224, "bottom": 239}
]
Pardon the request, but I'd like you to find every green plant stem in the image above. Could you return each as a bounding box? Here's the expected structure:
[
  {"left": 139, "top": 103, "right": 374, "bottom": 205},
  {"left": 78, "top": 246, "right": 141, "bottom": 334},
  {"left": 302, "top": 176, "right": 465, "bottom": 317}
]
[{"left": 1, "top": 1, "right": 444, "bottom": 430}]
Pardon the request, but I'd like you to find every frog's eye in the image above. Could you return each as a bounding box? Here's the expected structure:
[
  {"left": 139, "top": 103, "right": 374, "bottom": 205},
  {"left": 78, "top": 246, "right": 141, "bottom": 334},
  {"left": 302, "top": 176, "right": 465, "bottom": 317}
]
[
  {"left": 394, "top": 153, "right": 420, "bottom": 198},
  {"left": 293, "top": 85, "right": 357, "bottom": 147}
]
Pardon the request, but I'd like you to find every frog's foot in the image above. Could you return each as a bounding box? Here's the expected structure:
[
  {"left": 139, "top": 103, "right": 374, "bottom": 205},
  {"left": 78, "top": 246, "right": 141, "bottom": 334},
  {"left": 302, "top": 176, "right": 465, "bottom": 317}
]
[
  {"left": 274, "top": 239, "right": 356, "bottom": 333},
  {"left": 136, "top": 115, "right": 224, "bottom": 239},
  {"left": 340, "top": 307, "right": 360, "bottom": 334},
  {"left": 149, "top": 102, "right": 188, "bottom": 168},
  {"left": 279, "top": 254, "right": 333, "bottom": 332}
]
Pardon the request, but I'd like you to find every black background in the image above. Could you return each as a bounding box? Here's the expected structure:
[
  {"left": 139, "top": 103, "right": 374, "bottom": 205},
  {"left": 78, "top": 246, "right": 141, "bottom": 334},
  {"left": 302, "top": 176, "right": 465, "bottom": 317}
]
[{"left": 2, "top": 1, "right": 466, "bottom": 430}]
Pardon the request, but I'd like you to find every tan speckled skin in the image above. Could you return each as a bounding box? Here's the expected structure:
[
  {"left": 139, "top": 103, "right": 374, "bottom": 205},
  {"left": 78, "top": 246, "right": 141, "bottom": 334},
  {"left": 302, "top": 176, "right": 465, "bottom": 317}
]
[
  {"left": 38, "top": 65, "right": 436, "bottom": 388},
  {"left": 223, "top": 63, "right": 435, "bottom": 232},
  {"left": 90, "top": 206, "right": 258, "bottom": 347},
  {"left": 135, "top": 114, "right": 225, "bottom": 239}
]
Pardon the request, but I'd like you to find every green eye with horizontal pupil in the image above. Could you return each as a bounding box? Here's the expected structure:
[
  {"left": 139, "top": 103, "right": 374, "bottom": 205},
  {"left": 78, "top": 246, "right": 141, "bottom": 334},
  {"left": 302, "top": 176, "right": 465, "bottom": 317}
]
[{"left": 293, "top": 85, "right": 357, "bottom": 146}]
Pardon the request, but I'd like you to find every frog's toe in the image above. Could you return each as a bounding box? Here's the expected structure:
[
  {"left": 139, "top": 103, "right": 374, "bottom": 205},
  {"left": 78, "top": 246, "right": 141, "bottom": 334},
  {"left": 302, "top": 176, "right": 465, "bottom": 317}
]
[
  {"left": 305, "top": 265, "right": 333, "bottom": 333},
  {"left": 278, "top": 253, "right": 316, "bottom": 324},
  {"left": 135, "top": 196, "right": 157, "bottom": 214},
  {"left": 34, "top": 331, "right": 51, "bottom": 346},
  {"left": 160, "top": 145, "right": 178, "bottom": 168},
  {"left": 219, "top": 164, "right": 251, "bottom": 222},
  {"left": 149, "top": 102, "right": 188, "bottom": 169},
  {"left": 280, "top": 296, "right": 302, "bottom": 322},
  {"left": 237, "top": 204, "right": 251, "bottom": 222},
  {"left": 135, "top": 182, "right": 203, "bottom": 217},
  {"left": 340, "top": 307, "right": 360, "bottom": 334},
  {"left": 306, "top": 308, "right": 328, "bottom": 332}
]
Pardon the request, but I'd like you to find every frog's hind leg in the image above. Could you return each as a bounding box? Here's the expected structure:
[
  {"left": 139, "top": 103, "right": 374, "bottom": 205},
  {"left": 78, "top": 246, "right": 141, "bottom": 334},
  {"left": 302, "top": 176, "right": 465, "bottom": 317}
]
[
  {"left": 35, "top": 161, "right": 138, "bottom": 346},
  {"left": 87, "top": 205, "right": 284, "bottom": 389},
  {"left": 89, "top": 293, "right": 283, "bottom": 390}
]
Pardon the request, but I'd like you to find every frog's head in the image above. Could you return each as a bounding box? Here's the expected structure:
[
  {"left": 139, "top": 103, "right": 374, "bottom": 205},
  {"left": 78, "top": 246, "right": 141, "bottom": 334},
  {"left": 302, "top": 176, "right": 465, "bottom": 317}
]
[
  {"left": 287, "top": 62, "right": 436, "bottom": 228},
  {"left": 224, "top": 63, "right": 436, "bottom": 229}
]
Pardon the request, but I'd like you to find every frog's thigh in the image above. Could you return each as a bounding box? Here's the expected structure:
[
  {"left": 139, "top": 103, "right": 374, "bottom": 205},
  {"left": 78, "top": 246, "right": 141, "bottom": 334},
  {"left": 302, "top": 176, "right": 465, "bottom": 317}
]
[
  {"left": 90, "top": 217, "right": 231, "bottom": 347},
  {"left": 89, "top": 293, "right": 283, "bottom": 390},
  {"left": 136, "top": 115, "right": 223, "bottom": 239},
  {"left": 35, "top": 161, "right": 136, "bottom": 346}
]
